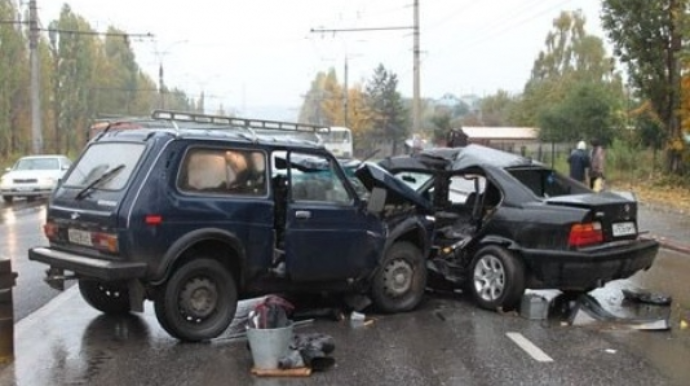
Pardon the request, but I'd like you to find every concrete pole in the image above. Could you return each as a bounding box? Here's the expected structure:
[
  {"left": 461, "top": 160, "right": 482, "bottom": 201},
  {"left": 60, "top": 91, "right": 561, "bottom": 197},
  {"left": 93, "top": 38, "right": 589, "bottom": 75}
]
[
  {"left": 412, "top": 0, "right": 421, "bottom": 134},
  {"left": 29, "top": 0, "right": 43, "bottom": 154},
  {"left": 344, "top": 56, "right": 349, "bottom": 128}
]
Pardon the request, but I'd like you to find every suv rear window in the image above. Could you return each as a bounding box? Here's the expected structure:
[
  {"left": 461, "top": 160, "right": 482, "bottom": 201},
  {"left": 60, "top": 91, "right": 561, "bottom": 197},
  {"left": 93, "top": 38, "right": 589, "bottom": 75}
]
[{"left": 63, "top": 142, "right": 145, "bottom": 190}]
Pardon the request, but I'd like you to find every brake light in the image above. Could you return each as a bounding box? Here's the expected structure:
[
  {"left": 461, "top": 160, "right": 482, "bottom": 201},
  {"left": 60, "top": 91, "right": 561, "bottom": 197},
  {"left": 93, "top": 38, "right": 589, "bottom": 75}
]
[
  {"left": 568, "top": 222, "right": 603, "bottom": 247},
  {"left": 43, "top": 222, "right": 58, "bottom": 239},
  {"left": 92, "top": 232, "right": 119, "bottom": 253}
]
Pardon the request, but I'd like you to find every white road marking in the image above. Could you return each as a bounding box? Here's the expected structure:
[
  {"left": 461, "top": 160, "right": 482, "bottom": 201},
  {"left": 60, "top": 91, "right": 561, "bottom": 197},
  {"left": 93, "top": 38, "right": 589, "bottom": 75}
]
[{"left": 506, "top": 332, "right": 554, "bottom": 362}]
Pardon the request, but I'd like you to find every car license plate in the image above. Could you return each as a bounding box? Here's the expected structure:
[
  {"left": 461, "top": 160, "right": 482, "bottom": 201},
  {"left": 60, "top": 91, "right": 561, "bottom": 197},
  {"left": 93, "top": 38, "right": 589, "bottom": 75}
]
[
  {"left": 68, "top": 229, "right": 93, "bottom": 247},
  {"left": 612, "top": 221, "right": 636, "bottom": 237}
]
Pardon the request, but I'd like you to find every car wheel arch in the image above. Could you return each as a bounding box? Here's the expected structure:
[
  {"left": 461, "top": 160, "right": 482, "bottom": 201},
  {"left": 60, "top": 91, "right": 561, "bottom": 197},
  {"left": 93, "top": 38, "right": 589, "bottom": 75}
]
[
  {"left": 384, "top": 217, "right": 431, "bottom": 259},
  {"left": 154, "top": 228, "right": 246, "bottom": 286}
]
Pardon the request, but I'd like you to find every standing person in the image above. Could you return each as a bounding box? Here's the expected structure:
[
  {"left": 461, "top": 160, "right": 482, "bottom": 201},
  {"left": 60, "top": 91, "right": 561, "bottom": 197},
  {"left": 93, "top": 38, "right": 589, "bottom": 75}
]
[
  {"left": 589, "top": 139, "right": 606, "bottom": 191},
  {"left": 446, "top": 127, "right": 469, "bottom": 147},
  {"left": 567, "top": 140, "right": 590, "bottom": 184}
]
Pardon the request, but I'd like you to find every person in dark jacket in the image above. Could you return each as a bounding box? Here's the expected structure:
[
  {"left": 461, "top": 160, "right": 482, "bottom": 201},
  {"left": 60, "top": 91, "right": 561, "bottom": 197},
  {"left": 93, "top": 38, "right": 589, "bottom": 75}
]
[{"left": 567, "top": 140, "right": 590, "bottom": 184}]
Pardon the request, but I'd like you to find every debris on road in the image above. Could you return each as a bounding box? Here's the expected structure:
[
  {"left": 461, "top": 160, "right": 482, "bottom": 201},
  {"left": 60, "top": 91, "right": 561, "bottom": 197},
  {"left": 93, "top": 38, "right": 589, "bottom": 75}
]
[{"left": 621, "top": 288, "right": 672, "bottom": 306}]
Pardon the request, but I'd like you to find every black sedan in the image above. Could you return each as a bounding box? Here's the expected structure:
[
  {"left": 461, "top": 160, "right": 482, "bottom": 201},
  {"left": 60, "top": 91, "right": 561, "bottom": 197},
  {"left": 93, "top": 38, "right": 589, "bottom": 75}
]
[{"left": 379, "top": 145, "right": 659, "bottom": 311}]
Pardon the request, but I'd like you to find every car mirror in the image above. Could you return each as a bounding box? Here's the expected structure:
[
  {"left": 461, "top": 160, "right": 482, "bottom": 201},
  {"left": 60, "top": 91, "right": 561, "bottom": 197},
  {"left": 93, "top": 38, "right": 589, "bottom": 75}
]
[
  {"left": 62, "top": 165, "right": 70, "bottom": 170},
  {"left": 366, "top": 187, "right": 387, "bottom": 214},
  {"left": 4, "top": 167, "right": 9, "bottom": 172}
]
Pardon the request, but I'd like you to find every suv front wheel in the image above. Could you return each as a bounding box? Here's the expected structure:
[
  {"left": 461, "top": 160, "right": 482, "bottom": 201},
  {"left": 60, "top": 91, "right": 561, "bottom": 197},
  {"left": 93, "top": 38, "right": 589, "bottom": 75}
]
[
  {"left": 371, "top": 241, "right": 427, "bottom": 313},
  {"left": 154, "top": 258, "right": 237, "bottom": 342}
]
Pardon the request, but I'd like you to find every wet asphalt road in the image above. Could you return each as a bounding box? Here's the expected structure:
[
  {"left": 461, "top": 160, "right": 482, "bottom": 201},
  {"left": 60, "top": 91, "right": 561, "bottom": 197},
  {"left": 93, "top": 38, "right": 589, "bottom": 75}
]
[
  {"left": 0, "top": 199, "right": 72, "bottom": 321},
  {"left": 1, "top": 201, "right": 690, "bottom": 385}
]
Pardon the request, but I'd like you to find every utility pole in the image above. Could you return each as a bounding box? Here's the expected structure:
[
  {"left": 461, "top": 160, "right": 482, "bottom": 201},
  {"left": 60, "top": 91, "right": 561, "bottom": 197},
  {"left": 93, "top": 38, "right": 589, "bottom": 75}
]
[
  {"left": 311, "top": 0, "right": 422, "bottom": 133},
  {"left": 29, "top": 0, "right": 43, "bottom": 154},
  {"left": 159, "top": 63, "right": 165, "bottom": 109},
  {"left": 343, "top": 56, "right": 349, "bottom": 128},
  {"left": 412, "top": 0, "right": 421, "bottom": 134}
]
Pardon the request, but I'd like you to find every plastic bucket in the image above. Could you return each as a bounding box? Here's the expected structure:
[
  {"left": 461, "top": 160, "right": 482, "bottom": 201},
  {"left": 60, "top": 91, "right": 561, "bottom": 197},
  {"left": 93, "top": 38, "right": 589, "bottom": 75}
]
[{"left": 246, "top": 324, "right": 294, "bottom": 369}]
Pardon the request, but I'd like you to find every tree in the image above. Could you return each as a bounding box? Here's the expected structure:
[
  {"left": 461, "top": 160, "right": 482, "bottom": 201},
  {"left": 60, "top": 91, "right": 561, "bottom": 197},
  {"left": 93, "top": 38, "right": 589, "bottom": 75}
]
[
  {"left": 365, "top": 64, "right": 409, "bottom": 155},
  {"left": 0, "top": 0, "right": 30, "bottom": 157},
  {"left": 538, "top": 82, "right": 622, "bottom": 145},
  {"left": 479, "top": 90, "right": 518, "bottom": 126},
  {"left": 601, "top": 0, "right": 689, "bottom": 173},
  {"left": 516, "top": 10, "right": 623, "bottom": 129}
]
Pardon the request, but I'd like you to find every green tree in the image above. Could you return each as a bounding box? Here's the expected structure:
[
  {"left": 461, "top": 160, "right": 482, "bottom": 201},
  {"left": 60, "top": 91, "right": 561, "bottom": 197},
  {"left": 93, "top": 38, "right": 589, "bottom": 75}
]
[
  {"left": 538, "top": 82, "right": 622, "bottom": 145},
  {"left": 479, "top": 90, "right": 518, "bottom": 126},
  {"left": 365, "top": 64, "right": 409, "bottom": 155},
  {"left": 0, "top": 0, "right": 30, "bottom": 157},
  {"left": 515, "top": 10, "right": 623, "bottom": 130},
  {"left": 601, "top": 0, "right": 688, "bottom": 173}
]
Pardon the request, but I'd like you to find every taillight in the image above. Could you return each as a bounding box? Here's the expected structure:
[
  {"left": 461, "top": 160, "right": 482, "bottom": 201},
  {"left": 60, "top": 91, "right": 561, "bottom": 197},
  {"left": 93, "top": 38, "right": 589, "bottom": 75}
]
[
  {"left": 568, "top": 222, "right": 603, "bottom": 247},
  {"left": 92, "top": 232, "right": 119, "bottom": 253},
  {"left": 43, "top": 222, "right": 58, "bottom": 239}
]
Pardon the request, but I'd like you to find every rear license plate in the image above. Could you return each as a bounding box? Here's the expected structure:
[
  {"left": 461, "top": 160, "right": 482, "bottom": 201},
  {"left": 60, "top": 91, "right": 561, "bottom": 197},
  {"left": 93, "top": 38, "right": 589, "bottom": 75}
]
[
  {"left": 68, "top": 229, "right": 93, "bottom": 247},
  {"left": 612, "top": 221, "right": 636, "bottom": 237}
]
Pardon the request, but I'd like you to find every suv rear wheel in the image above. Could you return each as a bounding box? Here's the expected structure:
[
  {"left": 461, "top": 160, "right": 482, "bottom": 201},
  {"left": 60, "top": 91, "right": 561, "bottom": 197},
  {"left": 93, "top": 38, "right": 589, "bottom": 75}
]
[
  {"left": 154, "top": 258, "right": 237, "bottom": 342},
  {"left": 78, "top": 279, "right": 131, "bottom": 315},
  {"left": 469, "top": 245, "right": 525, "bottom": 311},
  {"left": 371, "top": 241, "right": 427, "bottom": 313}
]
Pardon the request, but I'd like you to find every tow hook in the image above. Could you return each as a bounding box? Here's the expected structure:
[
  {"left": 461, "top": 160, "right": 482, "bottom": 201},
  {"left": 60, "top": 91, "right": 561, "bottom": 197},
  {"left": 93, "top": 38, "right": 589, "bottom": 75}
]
[{"left": 44, "top": 267, "right": 76, "bottom": 291}]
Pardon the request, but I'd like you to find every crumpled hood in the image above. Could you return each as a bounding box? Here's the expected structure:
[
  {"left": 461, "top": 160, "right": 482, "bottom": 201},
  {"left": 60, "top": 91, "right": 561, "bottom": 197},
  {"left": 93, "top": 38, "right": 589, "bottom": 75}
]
[{"left": 355, "top": 163, "right": 432, "bottom": 212}]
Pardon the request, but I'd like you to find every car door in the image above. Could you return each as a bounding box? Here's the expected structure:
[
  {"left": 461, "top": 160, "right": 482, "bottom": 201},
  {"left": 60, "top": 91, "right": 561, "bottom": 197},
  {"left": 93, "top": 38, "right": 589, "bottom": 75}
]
[{"left": 282, "top": 151, "right": 383, "bottom": 281}]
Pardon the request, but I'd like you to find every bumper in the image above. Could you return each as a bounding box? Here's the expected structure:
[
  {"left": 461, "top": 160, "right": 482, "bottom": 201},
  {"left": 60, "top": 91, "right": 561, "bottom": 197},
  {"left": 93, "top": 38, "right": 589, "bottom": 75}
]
[
  {"left": 29, "top": 247, "right": 147, "bottom": 281},
  {"left": 1, "top": 187, "right": 53, "bottom": 196},
  {"left": 520, "top": 238, "right": 660, "bottom": 290}
]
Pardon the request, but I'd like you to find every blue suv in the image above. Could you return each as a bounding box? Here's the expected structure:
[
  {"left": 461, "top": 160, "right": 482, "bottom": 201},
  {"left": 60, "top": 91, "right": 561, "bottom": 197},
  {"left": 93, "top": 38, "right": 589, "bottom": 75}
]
[{"left": 29, "top": 110, "right": 434, "bottom": 341}]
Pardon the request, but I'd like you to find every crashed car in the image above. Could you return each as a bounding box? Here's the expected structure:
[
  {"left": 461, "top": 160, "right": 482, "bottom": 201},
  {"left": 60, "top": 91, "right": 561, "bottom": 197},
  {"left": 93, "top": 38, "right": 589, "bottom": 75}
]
[
  {"left": 28, "top": 110, "right": 433, "bottom": 342},
  {"left": 379, "top": 145, "right": 659, "bottom": 311}
]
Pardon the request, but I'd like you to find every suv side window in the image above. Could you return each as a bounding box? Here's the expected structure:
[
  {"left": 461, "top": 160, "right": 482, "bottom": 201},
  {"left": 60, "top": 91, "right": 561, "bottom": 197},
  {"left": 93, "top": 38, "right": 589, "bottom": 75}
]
[
  {"left": 178, "top": 147, "right": 267, "bottom": 196},
  {"left": 288, "top": 152, "right": 353, "bottom": 205}
]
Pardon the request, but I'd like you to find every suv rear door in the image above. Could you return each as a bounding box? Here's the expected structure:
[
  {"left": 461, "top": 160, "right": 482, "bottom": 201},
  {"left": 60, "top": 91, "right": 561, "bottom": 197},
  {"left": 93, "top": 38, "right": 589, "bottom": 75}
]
[
  {"left": 281, "top": 151, "right": 384, "bottom": 281},
  {"left": 47, "top": 141, "right": 147, "bottom": 257}
]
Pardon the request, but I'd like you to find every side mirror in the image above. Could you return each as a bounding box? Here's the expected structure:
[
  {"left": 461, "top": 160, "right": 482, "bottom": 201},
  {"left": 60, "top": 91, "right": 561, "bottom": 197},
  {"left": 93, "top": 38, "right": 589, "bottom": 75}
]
[
  {"left": 366, "top": 187, "right": 387, "bottom": 214},
  {"left": 4, "top": 167, "right": 9, "bottom": 172}
]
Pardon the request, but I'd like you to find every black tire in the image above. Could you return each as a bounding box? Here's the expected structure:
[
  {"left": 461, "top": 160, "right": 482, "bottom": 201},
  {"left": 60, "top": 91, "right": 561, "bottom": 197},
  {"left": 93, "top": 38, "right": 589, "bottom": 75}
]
[
  {"left": 154, "top": 258, "right": 237, "bottom": 342},
  {"left": 371, "top": 241, "right": 427, "bottom": 313},
  {"left": 2, "top": 196, "right": 12, "bottom": 204},
  {"left": 78, "top": 279, "right": 131, "bottom": 315},
  {"left": 469, "top": 245, "right": 525, "bottom": 311}
]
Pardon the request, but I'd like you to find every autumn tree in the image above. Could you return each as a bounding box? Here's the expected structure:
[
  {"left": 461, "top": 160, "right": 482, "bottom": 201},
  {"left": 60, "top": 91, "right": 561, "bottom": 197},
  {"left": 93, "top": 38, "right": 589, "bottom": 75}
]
[
  {"left": 601, "top": 0, "right": 689, "bottom": 173},
  {"left": 299, "top": 69, "right": 343, "bottom": 126},
  {"left": 365, "top": 64, "right": 409, "bottom": 155}
]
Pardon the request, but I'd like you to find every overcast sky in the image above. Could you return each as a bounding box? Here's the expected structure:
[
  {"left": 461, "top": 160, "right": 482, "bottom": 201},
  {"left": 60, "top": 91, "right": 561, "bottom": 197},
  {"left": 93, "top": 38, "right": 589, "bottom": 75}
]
[{"left": 37, "top": 0, "right": 607, "bottom": 119}]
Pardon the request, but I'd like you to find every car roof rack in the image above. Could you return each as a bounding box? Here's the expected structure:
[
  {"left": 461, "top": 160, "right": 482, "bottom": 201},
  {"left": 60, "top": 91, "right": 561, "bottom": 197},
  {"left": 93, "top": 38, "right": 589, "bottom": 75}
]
[{"left": 150, "top": 110, "right": 329, "bottom": 142}]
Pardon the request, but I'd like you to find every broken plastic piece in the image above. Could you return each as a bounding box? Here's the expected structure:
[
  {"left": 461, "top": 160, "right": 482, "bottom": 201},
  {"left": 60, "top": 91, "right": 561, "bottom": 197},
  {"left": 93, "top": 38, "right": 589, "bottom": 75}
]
[{"left": 621, "top": 289, "right": 672, "bottom": 306}]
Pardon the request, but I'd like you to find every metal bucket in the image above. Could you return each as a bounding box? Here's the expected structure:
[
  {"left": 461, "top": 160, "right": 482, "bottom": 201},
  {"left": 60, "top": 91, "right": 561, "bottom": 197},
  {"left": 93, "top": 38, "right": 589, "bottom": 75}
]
[{"left": 246, "top": 323, "right": 294, "bottom": 369}]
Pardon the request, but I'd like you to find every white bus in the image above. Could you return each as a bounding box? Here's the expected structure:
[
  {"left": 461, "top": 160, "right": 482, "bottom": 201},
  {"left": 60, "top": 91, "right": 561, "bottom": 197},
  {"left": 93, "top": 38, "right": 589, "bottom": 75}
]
[{"left": 320, "top": 126, "right": 354, "bottom": 158}]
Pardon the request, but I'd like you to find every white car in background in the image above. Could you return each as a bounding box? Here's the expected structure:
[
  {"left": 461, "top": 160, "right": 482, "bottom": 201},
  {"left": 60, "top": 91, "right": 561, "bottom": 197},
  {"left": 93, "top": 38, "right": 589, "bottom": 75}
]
[{"left": 0, "top": 155, "right": 72, "bottom": 203}]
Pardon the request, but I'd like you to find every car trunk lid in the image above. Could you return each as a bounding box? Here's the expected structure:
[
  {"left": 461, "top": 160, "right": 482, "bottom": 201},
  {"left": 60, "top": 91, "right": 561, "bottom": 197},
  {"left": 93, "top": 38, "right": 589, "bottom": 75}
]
[{"left": 545, "top": 192, "right": 639, "bottom": 242}]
